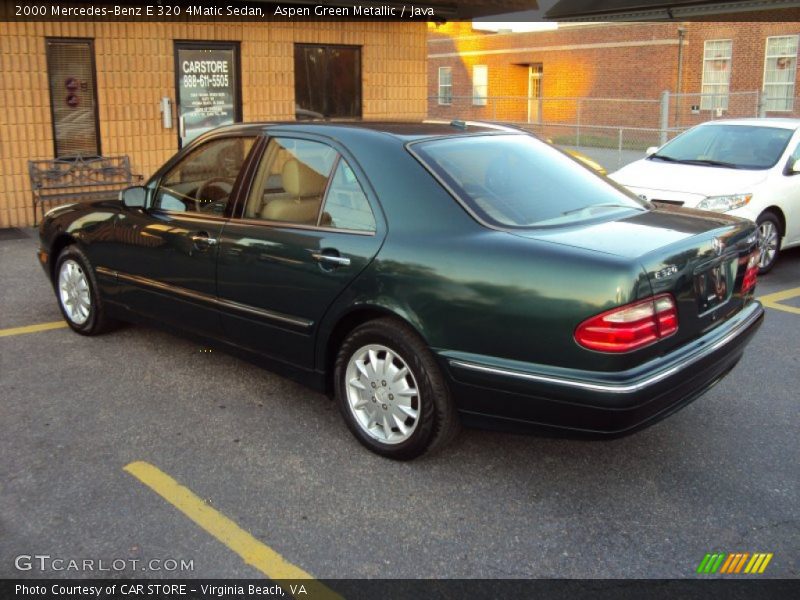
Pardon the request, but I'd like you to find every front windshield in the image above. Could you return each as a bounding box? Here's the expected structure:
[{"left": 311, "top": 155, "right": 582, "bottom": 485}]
[
  {"left": 412, "top": 134, "right": 646, "bottom": 229},
  {"left": 651, "top": 124, "right": 793, "bottom": 170}
]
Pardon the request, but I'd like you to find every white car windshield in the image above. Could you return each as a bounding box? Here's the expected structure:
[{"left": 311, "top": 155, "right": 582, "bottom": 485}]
[
  {"left": 412, "top": 134, "right": 645, "bottom": 229},
  {"left": 650, "top": 124, "right": 793, "bottom": 170}
]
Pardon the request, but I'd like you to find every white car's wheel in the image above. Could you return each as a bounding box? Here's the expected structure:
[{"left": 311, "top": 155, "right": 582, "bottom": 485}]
[{"left": 756, "top": 212, "right": 781, "bottom": 274}]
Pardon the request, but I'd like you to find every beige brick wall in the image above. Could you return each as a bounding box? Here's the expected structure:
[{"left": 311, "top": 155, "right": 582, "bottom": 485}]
[{"left": 0, "top": 20, "right": 427, "bottom": 228}]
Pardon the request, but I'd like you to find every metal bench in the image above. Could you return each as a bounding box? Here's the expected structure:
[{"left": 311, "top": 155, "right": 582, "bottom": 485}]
[{"left": 28, "top": 155, "right": 142, "bottom": 224}]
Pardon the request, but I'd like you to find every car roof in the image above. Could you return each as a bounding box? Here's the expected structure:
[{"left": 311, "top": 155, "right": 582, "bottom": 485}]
[
  {"left": 203, "top": 120, "right": 523, "bottom": 142},
  {"left": 698, "top": 118, "right": 800, "bottom": 130}
]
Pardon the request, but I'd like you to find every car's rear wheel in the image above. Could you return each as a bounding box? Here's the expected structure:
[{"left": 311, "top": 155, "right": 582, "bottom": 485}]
[
  {"left": 334, "top": 318, "right": 459, "bottom": 460},
  {"left": 756, "top": 212, "right": 781, "bottom": 274},
  {"left": 54, "top": 245, "right": 114, "bottom": 335}
]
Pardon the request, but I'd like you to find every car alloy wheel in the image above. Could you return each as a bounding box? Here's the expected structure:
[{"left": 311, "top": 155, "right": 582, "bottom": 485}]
[
  {"left": 335, "top": 317, "right": 460, "bottom": 459},
  {"left": 756, "top": 212, "right": 781, "bottom": 273},
  {"left": 344, "top": 343, "right": 420, "bottom": 444},
  {"left": 58, "top": 259, "right": 92, "bottom": 325},
  {"left": 54, "top": 245, "right": 115, "bottom": 335}
]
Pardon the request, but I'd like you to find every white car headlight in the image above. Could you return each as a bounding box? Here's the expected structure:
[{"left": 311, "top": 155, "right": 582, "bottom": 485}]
[{"left": 696, "top": 193, "right": 752, "bottom": 212}]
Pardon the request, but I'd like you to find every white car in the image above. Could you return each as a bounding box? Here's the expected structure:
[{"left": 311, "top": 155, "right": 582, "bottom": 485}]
[{"left": 611, "top": 119, "right": 800, "bottom": 272}]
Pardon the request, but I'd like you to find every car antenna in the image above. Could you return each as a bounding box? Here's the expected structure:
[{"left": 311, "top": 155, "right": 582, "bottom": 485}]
[{"left": 450, "top": 119, "right": 467, "bottom": 130}]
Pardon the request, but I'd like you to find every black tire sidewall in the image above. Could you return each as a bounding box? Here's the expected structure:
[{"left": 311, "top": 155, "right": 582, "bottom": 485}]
[
  {"left": 334, "top": 319, "right": 451, "bottom": 460},
  {"left": 54, "top": 246, "right": 104, "bottom": 335}
]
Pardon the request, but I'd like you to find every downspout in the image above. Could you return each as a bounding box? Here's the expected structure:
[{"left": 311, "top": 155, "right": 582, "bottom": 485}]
[{"left": 674, "top": 26, "right": 686, "bottom": 128}]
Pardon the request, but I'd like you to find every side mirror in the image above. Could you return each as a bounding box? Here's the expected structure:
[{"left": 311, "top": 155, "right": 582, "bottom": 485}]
[
  {"left": 645, "top": 146, "right": 659, "bottom": 156},
  {"left": 789, "top": 158, "right": 800, "bottom": 175},
  {"left": 120, "top": 185, "right": 147, "bottom": 209}
]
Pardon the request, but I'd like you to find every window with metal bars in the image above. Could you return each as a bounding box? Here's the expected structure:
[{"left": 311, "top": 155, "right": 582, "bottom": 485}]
[
  {"left": 763, "top": 35, "right": 798, "bottom": 112},
  {"left": 438, "top": 67, "right": 452, "bottom": 105},
  {"left": 700, "top": 40, "right": 732, "bottom": 111}
]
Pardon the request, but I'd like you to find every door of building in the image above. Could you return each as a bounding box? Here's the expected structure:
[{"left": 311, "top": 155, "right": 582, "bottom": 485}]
[
  {"left": 528, "top": 64, "right": 543, "bottom": 124},
  {"left": 174, "top": 41, "right": 242, "bottom": 148}
]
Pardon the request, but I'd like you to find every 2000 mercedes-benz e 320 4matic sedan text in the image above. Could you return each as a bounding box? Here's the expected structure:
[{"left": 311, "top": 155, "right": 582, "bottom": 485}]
[{"left": 38, "top": 121, "right": 764, "bottom": 459}]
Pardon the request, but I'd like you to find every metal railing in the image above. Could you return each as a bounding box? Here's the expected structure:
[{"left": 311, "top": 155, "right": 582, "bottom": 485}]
[{"left": 427, "top": 90, "right": 799, "bottom": 171}]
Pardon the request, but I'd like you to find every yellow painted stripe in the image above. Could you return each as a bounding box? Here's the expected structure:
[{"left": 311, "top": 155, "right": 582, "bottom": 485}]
[
  {"left": 744, "top": 554, "right": 760, "bottom": 573},
  {"left": 750, "top": 553, "right": 766, "bottom": 573},
  {"left": 758, "top": 553, "right": 773, "bottom": 573},
  {"left": 720, "top": 553, "right": 736, "bottom": 574},
  {"left": 0, "top": 320, "right": 67, "bottom": 338},
  {"left": 124, "top": 462, "right": 341, "bottom": 599},
  {"left": 734, "top": 552, "right": 749, "bottom": 573},
  {"left": 759, "top": 287, "right": 800, "bottom": 315}
]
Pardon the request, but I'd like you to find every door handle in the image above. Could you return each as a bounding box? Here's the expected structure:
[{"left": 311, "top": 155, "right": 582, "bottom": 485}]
[
  {"left": 179, "top": 114, "right": 186, "bottom": 139},
  {"left": 312, "top": 252, "right": 351, "bottom": 267},
  {"left": 191, "top": 232, "right": 218, "bottom": 250}
]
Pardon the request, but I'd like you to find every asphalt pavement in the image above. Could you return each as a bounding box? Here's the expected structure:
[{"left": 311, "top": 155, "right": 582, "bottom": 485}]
[{"left": 1, "top": 228, "right": 798, "bottom": 580}]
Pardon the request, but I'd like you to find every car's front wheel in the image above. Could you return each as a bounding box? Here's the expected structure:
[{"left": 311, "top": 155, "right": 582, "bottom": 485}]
[
  {"left": 334, "top": 318, "right": 459, "bottom": 460},
  {"left": 54, "top": 245, "right": 114, "bottom": 335}
]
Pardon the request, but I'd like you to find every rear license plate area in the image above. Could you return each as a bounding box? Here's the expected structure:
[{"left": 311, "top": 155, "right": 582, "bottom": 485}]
[{"left": 694, "top": 257, "right": 736, "bottom": 314}]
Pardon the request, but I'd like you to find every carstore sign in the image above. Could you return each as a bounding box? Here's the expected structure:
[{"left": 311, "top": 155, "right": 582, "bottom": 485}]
[{"left": 176, "top": 45, "right": 239, "bottom": 147}]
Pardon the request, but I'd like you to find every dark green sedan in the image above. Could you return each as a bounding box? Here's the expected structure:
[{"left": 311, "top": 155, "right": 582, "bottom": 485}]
[{"left": 38, "top": 122, "right": 764, "bottom": 459}]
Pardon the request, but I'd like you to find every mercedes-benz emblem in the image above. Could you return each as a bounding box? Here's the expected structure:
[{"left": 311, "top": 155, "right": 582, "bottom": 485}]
[
  {"left": 712, "top": 237, "right": 724, "bottom": 256},
  {"left": 638, "top": 194, "right": 648, "bottom": 202}
]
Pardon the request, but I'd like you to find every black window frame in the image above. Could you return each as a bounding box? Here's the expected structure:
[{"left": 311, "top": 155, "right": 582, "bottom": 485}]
[
  {"left": 45, "top": 37, "right": 102, "bottom": 159},
  {"left": 294, "top": 43, "right": 363, "bottom": 120},
  {"left": 152, "top": 134, "right": 259, "bottom": 218}
]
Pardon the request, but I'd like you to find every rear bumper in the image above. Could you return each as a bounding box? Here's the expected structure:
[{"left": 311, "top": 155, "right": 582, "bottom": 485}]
[{"left": 440, "top": 301, "right": 764, "bottom": 437}]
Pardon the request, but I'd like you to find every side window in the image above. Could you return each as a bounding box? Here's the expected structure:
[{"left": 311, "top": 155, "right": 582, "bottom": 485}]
[
  {"left": 154, "top": 136, "right": 255, "bottom": 214},
  {"left": 245, "top": 138, "right": 376, "bottom": 232},
  {"left": 320, "top": 159, "right": 376, "bottom": 232},
  {"left": 245, "top": 138, "right": 336, "bottom": 224}
]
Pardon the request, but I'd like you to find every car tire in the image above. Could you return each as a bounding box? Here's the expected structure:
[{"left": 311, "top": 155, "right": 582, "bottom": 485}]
[
  {"left": 334, "top": 317, "right": 460, "bottom": 460},
  {"left": 54, "top": 245, "right": 115, "bottom": 335},
  {"left": 756, "top": 212, "right": 781, "bottom": 274}
]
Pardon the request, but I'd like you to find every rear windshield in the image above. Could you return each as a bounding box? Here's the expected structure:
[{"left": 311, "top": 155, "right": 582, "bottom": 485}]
[
  {"left": 650, "top": 124, "right": 793, "bottom": 170},
  {"left": 411, "top": 134, "right": 645, "bottom": 229}
]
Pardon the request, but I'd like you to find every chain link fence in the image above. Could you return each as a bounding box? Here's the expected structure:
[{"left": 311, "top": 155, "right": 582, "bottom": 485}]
[{"left": 427, "top": 90, "right": 796, "bottom": 172}]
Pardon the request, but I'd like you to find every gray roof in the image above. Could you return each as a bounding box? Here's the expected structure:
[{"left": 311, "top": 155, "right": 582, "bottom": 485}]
[{"left": 546, "top": 0, "right": 757, "bottom": 19}]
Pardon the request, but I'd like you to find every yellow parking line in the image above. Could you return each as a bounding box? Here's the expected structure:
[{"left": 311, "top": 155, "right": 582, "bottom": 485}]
[
  {"left": 759, "top": 286, "right": 800, "bottom": 315},
  {"left": 124, "top": 461, "right": 341, "bottom": 599},
  {"left": 0, "top": 320, "right": 67, "bottom": 337}
]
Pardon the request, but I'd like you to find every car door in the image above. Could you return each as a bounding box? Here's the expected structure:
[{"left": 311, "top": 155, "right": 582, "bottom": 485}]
[
  {"left": 109, "top": 135, "right": 258, "bottom": 335},
  {"left": 216, "top": 135, "right": 386, "bottom": 368},
  {"left": 775, "top": 134, "right": 800, "bottom": 245}
]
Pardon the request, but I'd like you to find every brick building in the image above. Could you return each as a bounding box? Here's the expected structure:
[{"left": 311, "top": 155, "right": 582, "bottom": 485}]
[
  {"left": 427, "top": 14, "right": 800, "bottom": 130},
  {"left": 0, "top": 0, "right": 532, "bottom": 228}
]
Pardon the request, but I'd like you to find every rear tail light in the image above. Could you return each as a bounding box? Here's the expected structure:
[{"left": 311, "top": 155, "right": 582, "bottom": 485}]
[
  {"left": 741, "top": 250, "right": 759, "bottom": 294},
  {"left": 575, "top": 294, "right": 678, "bottom": 353}
]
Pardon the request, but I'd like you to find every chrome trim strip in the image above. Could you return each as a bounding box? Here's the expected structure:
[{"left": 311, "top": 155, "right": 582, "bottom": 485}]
[
  {"left": 95, "top": 266, "right": 115, "bottom": 277},
  {"left": 449, "top": 303, "right": 762, "bottom": 394},
  {"left": 149, "top": 209, "right": 229, "bottom": 223},
  {"left": 231, "top": 216, "right": 375, "bottom": 237},
  {"left": 96, "top": 266, "right": 312, "bottom": 329}
]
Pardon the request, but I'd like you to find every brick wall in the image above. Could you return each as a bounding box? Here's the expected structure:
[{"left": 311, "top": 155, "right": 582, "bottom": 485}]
[
  {"left": 0, "top": 20, "right": 427, "bottom": 228},
  {"left": 428, "top": 22, "right": 682, "bottom": 126},
  {"left": 428, "top": 18, "right": 800, "bottom": 129}
]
